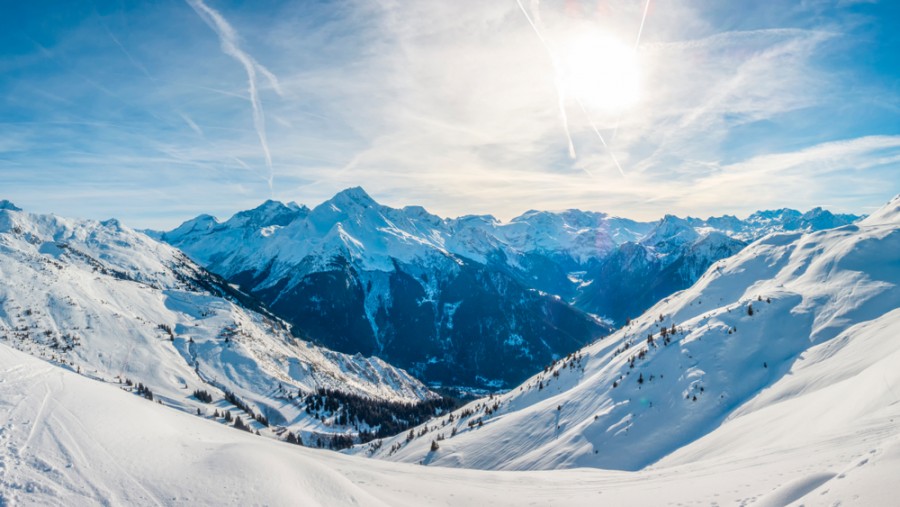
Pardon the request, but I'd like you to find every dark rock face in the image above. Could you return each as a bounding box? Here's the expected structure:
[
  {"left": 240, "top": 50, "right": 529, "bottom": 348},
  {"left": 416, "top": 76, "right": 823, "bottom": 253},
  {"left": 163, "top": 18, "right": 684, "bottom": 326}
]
[{"left": 238, "top": 254, "right": 608, "bottom": 390}]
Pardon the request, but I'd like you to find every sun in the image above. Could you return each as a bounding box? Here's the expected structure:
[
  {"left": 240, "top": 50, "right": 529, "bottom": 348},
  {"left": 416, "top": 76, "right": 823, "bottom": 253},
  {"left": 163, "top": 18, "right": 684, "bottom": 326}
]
[{"left": 557, "top": 31, "right": 641, "bottom": 114}]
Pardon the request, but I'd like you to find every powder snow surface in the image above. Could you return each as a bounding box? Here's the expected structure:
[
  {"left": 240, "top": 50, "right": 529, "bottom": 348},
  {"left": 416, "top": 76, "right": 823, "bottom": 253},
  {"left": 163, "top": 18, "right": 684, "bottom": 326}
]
[{"left": 1, "top": 337, "right": 898, "bottom": 506}]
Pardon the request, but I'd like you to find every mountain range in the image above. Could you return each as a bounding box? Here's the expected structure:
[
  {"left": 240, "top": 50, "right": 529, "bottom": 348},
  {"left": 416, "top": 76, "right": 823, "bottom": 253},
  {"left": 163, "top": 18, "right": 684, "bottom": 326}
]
[
  {"left": 0, "top": 194, "right": 894, "bottom": 506},
  {"left": 354, "top": 195, "right": 900, "bottom": 472},
  {"left": 152, "top": 188, "right": 860, "bottom": 389}
]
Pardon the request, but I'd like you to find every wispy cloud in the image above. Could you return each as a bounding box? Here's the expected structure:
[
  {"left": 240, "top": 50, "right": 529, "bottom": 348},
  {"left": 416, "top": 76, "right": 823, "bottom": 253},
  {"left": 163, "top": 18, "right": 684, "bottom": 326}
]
[{"left": 1, "top": 0, "right": 897, "bottom": 227}]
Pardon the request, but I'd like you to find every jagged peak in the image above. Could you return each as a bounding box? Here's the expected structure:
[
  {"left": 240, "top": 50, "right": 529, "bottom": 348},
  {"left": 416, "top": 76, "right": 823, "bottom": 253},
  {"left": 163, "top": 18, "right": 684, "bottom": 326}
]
[
  {"left": 513, "top": 209, "right": 548, "bottom": 220},
  {"left": 650, "top": 214, "right": 695, "bottom": 233},
  {"left": 257, "top": 198, "right": 286, "bottom": 209},
  {"left": 239, "top": 199, "right": 291, "bottom": 216},
  {"left": 226, "top": 199, "right": 307, "bottom": 228},
  {"left": 328, "top": 186, "right": 378, "bottom": 207},
  {"left": 512, "top": 208, "right": 609, "bottom": 227},
  {"left": 100, "top": 218, "right": 123, "bottom": 229},
  {"left": 800, "top": 206, "right": 831, "bottom": 220},
  {"left": 452, "top": 214, "right": 499, "bottom": 226},
  {"left": 0, "top": 200, "right": 22, "bottom": 212},
  {"left": 285, "top": 201, "right": 308, "bottom": 212},
  {"left": 747, "top": 208, "right": 802, "bottom": 221},
  {"left": 640, "top": 214, "right": 699, "bottom": 251}
]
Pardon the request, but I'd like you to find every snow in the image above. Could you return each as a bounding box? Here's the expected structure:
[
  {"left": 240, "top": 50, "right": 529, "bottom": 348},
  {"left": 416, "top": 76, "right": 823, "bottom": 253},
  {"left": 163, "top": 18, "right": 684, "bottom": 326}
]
[
  {"left": 0, "top": 205, "right": 433, "bottom": 446},
  {"left": 2, "top": 339, "right": 897, "bottom": 506},
  {"left": 356, "top": 195, "right": 899, "bottom": 476},
  {"left": 0, "top": 193, "right": 893, "bottom": 505}
]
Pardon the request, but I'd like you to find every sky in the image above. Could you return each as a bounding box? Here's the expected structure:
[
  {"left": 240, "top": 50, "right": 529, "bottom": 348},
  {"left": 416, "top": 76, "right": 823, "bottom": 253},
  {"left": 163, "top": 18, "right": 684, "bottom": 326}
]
[{"left": 1, "top": 0, "right": 898, "bottom": 229}]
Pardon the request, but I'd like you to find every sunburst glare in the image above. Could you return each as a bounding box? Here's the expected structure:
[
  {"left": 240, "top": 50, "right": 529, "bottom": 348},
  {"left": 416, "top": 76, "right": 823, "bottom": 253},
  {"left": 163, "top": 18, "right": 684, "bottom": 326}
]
[{"left": 559, "top": 30, "right": 641, "bottom": 115}]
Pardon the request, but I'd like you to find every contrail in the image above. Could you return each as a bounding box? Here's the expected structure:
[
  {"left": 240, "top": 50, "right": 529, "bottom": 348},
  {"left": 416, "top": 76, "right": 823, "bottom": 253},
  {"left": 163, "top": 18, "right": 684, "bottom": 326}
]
[
  {"left": 612, "top": 0, "right": 651, "bottom": 141},
  {"left": 186, "top": 0, "right": 282, "bottom": 196},
  {"left": 179, "top": 112, "right": 204, "bottom": 137},
  {"left": 515, "top": 0, "right": 575, "bottom": 158},
  {"left": 634, "top": 0, "right": 652, "bottom": 52},
  {"left": 577, "top": 99, "right": 625, "bottom": 176},
  {"left": 515, "top": 0, "right": 624, "bottom": 174}
]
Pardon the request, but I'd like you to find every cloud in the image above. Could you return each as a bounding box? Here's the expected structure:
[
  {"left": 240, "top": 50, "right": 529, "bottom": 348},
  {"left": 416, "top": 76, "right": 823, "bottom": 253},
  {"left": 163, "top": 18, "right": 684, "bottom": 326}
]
[{"left": 1, "top": 0, "right": 897, "bottom": 228}]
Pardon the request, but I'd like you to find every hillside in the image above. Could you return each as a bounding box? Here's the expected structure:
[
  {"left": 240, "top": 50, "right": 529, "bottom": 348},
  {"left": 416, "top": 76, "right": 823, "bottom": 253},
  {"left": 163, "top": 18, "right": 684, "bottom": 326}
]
[
  {"left": 355, "top": 196, "right": 900, "bottom": 472},
  {"left": 0, "top": 203, "right": 435, "bottom": 448},
  {"left": 2, "top": 339, "right": 897, "bottom": 506}
]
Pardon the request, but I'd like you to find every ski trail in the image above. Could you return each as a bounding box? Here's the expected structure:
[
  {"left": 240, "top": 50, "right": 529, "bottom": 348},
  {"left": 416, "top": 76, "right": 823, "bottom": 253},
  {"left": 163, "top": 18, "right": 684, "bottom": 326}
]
[{"left": 20, "top": 382, "right": 50, "bottom": 456}]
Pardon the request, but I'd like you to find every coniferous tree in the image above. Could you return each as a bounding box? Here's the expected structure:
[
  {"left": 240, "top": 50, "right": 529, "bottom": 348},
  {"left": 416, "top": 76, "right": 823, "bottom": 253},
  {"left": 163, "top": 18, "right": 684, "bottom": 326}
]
[{"left": 233, "top": 416, "right": 250, "bottom": 432}]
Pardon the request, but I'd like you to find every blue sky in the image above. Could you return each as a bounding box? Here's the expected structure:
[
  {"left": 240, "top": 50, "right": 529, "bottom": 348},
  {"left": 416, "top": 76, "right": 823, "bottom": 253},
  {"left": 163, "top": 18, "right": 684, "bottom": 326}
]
[{"left": 1, "top": 0, "right": 898, "bottom": 228}]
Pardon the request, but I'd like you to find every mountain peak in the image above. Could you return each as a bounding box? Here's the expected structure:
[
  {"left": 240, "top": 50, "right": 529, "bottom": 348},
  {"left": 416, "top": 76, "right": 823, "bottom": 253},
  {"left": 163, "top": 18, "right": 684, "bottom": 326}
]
[
  {"left": 0, "top": 200, "right": 22, "bottom": 212},
  {"left": 329, "top": 186, "right": 378, "bottom": 207},
  {"left": 164, "top": 214, "right": 220, "bottom": 241},
  {"left": 653, "top": 214, "right": 696, "bottom": 235},
  {"left": 226, "top": 199, "right": 306, "bottom": 228},
  {"left": 861, "top": 194, "right": 900, "bottom": 226},
  {"left": 640, "top": 215, "right": 700, "bottom": 252}
]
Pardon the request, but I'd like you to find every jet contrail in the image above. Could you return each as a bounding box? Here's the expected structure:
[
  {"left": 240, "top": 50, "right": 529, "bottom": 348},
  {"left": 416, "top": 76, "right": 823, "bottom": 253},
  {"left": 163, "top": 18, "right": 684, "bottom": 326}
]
[
  {"left": 186, "top": 0, "right": 282, "bottom": 196},
  {"left": 515, "top": 0, "right": 576, "bottom": 159},
  {"left": 634, "top": 0, "right": 652, "bottom": 52},
  {"left": 612, "top": 0, "right": 651, "bottom": 141},
  {"left": 515, "top": 0, "right": 625, "bottom": 175},
  {"left": 577, "top": 99, "right": 625, "bottom": 176},
  {"left": 179, "top": 112, "right": 204, "bottom": 137}
]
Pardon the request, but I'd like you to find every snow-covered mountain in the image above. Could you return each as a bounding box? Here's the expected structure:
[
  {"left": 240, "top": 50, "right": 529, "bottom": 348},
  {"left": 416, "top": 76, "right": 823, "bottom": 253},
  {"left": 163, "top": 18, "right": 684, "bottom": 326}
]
[
  {"left": 0, "top": 195, "right": 892, "bottom": 506},
  {"left": 154, "top": 188, "right": 613, "bottom": 390},
  {"left": 0, "top": 203, "right": 436, "bottom": 447},
  {"left": 354, "top": 195, "right": 899, "bottom": 472},
  {"left": 155, "top": 188, "right": 859, "bottom": 389},
  {"left": 0, "top": 198, "right": 894, "bottom": 505}
]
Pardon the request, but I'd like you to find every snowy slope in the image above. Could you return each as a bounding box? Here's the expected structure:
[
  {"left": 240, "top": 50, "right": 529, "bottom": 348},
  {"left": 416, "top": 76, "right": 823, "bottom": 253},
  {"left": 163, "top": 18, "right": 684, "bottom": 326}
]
[
  {"left": 356, "top": 195, "right": 899, "bottom": 472},
  {"left": 2, "top": 339, "right": 898, "bottom": 506},
  {"left": 0, "top": 204, "right": 433, "bottom": 445}
]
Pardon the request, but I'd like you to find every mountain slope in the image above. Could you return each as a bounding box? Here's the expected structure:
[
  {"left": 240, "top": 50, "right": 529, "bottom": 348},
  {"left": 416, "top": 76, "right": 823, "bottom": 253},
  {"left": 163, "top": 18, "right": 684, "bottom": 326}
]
[
  {"left": 2, "top": 339, "right": 897, "bottom": 506},
  {"left": 0, "top": 203, "right": 434, "bottom": 446},
  {"left": 356, "top": 195, "right": 899, "bottom": 472}
]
